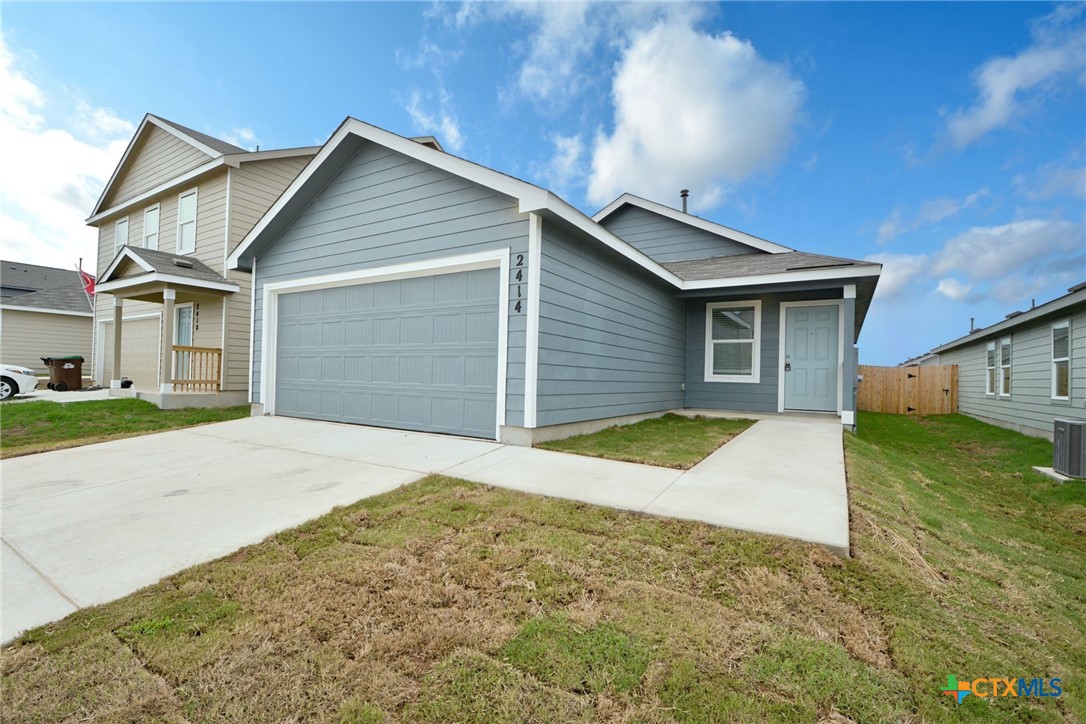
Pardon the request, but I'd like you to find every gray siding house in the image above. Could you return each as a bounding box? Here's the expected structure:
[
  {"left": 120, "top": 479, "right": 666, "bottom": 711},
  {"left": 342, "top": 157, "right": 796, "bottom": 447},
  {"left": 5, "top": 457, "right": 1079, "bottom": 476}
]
[
  {"left": 229, "top": 118, "right": 881, "bottom": 444},
  {"left": 933, "top": 284, "right": 1086, "bottom": 439}
]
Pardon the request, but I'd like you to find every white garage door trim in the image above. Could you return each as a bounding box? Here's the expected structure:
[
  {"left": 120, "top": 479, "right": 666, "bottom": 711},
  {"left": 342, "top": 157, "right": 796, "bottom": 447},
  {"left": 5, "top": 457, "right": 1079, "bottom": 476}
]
[
  {"left": 261, "top": 248, "right": 510, "bottom": 439},
  {"left": 96, "top": 312, "right": 162, "bottom": 387}
]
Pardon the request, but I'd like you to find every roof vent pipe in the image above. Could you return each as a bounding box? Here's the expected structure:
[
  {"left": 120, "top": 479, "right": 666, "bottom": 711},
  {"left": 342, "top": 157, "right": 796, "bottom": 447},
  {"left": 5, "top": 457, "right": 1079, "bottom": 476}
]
[
  {"left": 680, "top": 189, "right": 689, "bottom": 213},
  {"left": 970, "top": 317, "right": 975, "bottom": 332}
]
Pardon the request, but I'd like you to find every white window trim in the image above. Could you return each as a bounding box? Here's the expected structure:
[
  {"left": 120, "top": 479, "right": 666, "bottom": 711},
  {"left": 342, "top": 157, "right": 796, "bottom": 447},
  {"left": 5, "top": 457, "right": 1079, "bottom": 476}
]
[
  {"left": 704, "top": 300, "right": 761, "bottom": 384},
  {"left": 176, "top": 187, "right": 198, "bottom": 254},
  {"left": 259, "top": 248, "right": 510, "bottom": 440},
  {"left": 143, "top": 205, "right": 160, "bottom": 250},
  {"left": 1052, "top": 320, "right": 1070, "bottom": 401},
  {"left": 999, "top": 336, "right": 1012, "bottom": 397},
  {"left": 985, "top": 340, "right": 996, "bottom": 396},
  {"left": 114, "top": 216, "right": 129, "bottom": 252}
]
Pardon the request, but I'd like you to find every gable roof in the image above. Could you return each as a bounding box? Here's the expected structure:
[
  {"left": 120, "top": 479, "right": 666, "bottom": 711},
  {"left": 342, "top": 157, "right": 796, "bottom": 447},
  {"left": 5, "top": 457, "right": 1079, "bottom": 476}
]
[
  {"left": 932, "top": 283, "right": 1086, "bottom": 354},
  {"left": 91, "top": 114, "right": 247, "bottom": 218},
  {"left": 227, "top": 117, "right": 879, "bottom": 296},
  {"left": 0, "top": 285, "right": 92, "bottom": 315},
  {"left": 97, "top": 246, "right": 238, "bottom": 294},
  {"left": 1, "top": 260, "right": 84, "bottom": 297},
  {"left": 593, "top": 193, "right": 793, "bottom": 255}
]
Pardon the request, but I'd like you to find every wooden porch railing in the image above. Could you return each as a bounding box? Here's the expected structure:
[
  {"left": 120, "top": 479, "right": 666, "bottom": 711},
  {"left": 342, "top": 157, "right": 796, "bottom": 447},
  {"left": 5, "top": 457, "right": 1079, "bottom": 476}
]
[{"left": 171, "top": 345, "right": 222, "bottom": 392}]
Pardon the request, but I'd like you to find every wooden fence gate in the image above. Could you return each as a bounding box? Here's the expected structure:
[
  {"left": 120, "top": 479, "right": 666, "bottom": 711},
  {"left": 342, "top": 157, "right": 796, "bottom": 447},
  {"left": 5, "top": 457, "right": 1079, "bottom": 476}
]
[{"left": 857, "top": 365, "right": 958, "bottom": 415}]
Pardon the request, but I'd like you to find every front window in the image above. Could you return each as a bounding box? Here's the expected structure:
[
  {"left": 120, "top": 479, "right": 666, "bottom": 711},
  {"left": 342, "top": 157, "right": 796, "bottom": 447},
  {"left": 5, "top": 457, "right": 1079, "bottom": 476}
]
[
  {"left": 999, "top": 336, "right": 1012, "bottom": 397},
  {"left": 985, "top": 341, "right": 996, "bottom": 396},
  {"left": 705, "top": 300, "right": 761, "bottom": 383},
  {"left": 114, "top": 217, "right": 129, "bottom": 252},
  {"left": 143, "top": 205, "right": 160, "bottom": 250},
  {"left": 1052, "top": 321, "right": 1070, "bottom": 400},
  {"left": 177, "top": 189, "right": 197, "bottom": 254}
]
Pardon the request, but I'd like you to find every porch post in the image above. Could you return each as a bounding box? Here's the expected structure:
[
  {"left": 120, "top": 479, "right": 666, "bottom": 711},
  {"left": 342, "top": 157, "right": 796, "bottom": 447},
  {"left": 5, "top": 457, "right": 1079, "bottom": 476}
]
[
  {"left": 110, "top": 297, "right": 123, "bottom": 388},
  {"left": 841, "top": 285, "right": 857, "bottom": 430},
  {"left": 160, "top": 288, "right": 175, "bottom": 394}
]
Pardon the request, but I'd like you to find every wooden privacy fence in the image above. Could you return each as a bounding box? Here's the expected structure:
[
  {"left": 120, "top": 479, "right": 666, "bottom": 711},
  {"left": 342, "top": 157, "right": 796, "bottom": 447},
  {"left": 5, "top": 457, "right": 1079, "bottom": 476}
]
[{"left": 857, "top": 364, "right": 958, "bottom": 415}]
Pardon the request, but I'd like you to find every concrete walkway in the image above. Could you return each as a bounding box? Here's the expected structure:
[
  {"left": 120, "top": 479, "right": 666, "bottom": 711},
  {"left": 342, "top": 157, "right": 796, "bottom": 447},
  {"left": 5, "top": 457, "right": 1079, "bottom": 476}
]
[{"left": 1, "top": 414, "right": 847, "bottom": 643}]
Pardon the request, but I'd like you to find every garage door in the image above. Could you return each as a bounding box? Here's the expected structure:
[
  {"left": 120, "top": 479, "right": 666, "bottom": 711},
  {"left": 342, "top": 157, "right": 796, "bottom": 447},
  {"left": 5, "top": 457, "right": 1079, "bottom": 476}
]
[
  {"left": 100, "top": 316, "right": 161, "bottom": 390},
  {"left": 274, "top": 268, "right": 500, "bottom": 439}
]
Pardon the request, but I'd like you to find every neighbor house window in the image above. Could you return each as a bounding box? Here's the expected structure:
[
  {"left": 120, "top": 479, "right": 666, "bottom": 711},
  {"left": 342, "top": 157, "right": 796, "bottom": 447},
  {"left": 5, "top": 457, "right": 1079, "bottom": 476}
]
[
  {"left": 704, "top": 300, "right": 761, "bottom": 383},
  {"left": 1052, "top": 321, "right": 1070, "bottom": 400},
  {"left": 177, "top": 189, "right": 198, "bottom": 254},
  {"left": 999, "top": 336, "right": 1012, "bottom": 397},
  {"left": 143, "top": 205, "right": 160, "bottom": 250},
  {"left": 985, "top": 341, "right": 996, "bottom": 396},
  {"left": 114, "top": 217, "right": 129, "bottom": 251}
]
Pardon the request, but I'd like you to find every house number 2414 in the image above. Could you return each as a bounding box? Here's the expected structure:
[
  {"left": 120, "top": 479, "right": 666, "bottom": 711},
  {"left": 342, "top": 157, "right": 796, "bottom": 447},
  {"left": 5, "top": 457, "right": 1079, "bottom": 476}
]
[{"left": 511, "top": 252, "right": 526, "bottom": 313}]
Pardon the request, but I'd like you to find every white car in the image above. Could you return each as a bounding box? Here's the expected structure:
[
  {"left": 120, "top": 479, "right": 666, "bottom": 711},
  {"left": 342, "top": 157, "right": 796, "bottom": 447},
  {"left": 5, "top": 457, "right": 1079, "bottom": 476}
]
[{"left": 1, "top": 364, "right": 40, "bottom": 401}]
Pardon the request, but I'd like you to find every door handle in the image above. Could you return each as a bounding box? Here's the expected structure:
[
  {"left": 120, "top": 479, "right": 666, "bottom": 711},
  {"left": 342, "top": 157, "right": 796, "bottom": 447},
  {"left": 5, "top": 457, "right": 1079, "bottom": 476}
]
[{"left": 785, "top": 363, "right": 791, "bottom": 372}]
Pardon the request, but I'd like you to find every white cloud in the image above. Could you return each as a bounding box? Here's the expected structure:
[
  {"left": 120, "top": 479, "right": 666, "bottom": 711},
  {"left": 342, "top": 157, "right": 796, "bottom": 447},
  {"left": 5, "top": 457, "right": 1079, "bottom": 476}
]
[
  {"left": 874, "top": 188, "right": 989, "bottom": 243},
  {"left": 1014, "top": 155, "right": 1086, "bottom": 200},
  {"left": 930, "top": 219, "right": 1082, "bottom": 281},
  {"left": 0, "top": 40, "right": 132, "bottom": 273},
  {"left": 864, "top": 252, "right": 929, "bottom": 299},
  {"left": 221, "top": 127, "right": 260, "bottom": 151},
  {"left": 534, "top": 133, "right": 585, "bottom": 195},
  {"left": 945, "top": 5, "right": 1085, "bottom": 148},
  {"left": 405, "top": 87, "right": 464, "bottom": 152},
  {"left": 586, "top": 19, "right": 804, "bottom": 209},
  {"left": 935, "top": 278, "right": 982, "bottom": 303}
]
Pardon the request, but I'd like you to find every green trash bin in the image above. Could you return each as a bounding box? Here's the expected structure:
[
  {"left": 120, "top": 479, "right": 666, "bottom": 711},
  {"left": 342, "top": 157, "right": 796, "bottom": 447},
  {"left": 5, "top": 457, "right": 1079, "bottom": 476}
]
[{"left": 41, "top": 356, "right": 84, "bottom": 392}]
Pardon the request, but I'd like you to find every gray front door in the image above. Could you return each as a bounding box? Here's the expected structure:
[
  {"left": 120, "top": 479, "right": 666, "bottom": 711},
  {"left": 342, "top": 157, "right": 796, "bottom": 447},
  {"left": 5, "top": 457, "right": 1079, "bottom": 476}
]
[
  {"left": 274, "top": 268, "right": 500, "bottom": 439},
  {"left": 784, "top": 305, "right": 839, "bottom": 412}
]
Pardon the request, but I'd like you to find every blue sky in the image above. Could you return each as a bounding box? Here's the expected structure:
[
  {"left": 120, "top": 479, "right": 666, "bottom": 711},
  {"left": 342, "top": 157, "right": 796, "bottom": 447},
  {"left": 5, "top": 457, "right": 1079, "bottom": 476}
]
[{"left": 2, "top": 2, "right": 1083, "bottom": 364}]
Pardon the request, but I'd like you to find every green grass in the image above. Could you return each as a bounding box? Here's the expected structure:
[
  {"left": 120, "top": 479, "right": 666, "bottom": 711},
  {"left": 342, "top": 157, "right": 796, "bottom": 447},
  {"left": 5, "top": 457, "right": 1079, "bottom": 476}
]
[
  {"left": 0, "top": 399, "right": 249, "bottom": 458},
  {"left": 537, "top": 413, "right": 755, "bottom": 468},
  {"left": 2, "top": 413, "right": 1083, "bottom": 721}
]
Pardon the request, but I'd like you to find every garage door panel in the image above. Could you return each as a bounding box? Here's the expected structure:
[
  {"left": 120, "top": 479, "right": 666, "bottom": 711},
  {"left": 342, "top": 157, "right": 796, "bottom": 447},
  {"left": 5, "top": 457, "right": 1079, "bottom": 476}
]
[
  {"left": 275, "top": 268, "right": 499, "bottom": 438},
  {"left": 101, "top": 317, "right": 160, "bottom": 390}
]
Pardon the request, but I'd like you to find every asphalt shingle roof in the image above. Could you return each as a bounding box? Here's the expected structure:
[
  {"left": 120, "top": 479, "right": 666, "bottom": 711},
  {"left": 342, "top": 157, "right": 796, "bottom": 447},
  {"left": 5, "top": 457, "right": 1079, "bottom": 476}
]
[
  {"left": 662, "top": 251, "right": 873, "bottom": 282},
  {"left": 1, "top": 261, "right": 84, "bottom": 296},
  {"left": 2, "top": 285, "right": 91, "bottom": 313},
  {"left": 122, "top": 247, "right": 232, "bottom": 285}
]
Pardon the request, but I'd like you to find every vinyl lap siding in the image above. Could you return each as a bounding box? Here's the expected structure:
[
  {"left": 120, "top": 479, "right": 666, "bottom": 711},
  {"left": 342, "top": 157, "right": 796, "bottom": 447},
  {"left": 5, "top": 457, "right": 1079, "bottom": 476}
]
[
  {"left": 251, "top": 141, "right": 530, "bottom": 423},
  {"left": 229, "top": 157, "right": 312, "bottom": 253},
  {"left": 535, "top": 225, "right": 685, "bottom": 426},
  {"left": 599, "top": 205, "right": 763, "bottom": 262},
  {"left": 0, "top": 310, "right": 92, "bottom": 374},
  {"left": 941, "top": 309, "right": 1086, "bottom": 438},
  {"left": 108, "top": 126, "right": 210, "bottom": 206},
  {"left": 223, "top": 271, "right": 252, "bottom": 391}
]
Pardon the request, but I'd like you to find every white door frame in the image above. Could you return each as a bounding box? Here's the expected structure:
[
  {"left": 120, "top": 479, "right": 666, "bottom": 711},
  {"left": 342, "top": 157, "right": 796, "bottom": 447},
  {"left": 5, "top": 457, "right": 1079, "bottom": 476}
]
[
  {"left": 172, "top": 302, "right": 195, "bottom": 380},
  {"left": 96, "top": 311, "right": 163, "bottom": 387},
  {"left": 260, "top": 248, "right": 511, "bottom": 440},
  {"left": 777, "top": 300, "right": 845, "bottom": 415}
]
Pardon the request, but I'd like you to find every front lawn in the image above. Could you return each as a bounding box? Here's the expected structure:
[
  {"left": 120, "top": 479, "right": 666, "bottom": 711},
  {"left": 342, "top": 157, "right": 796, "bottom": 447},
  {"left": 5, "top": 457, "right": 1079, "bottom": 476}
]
[
  {"left": 0, "top": 399, "right": 250, "bottom": 458},
  {"left": 2, "top": 413, "right": 1083, "bottom": 721},
  {"left": 537, "top": 413, "right": 755, "bottom": 468}
]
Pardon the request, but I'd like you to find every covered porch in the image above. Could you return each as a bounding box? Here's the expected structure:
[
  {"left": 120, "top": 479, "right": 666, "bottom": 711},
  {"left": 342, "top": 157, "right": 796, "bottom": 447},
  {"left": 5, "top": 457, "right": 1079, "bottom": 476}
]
[{"left": 96, "top": 246, "right": 244, "bottom": 408}]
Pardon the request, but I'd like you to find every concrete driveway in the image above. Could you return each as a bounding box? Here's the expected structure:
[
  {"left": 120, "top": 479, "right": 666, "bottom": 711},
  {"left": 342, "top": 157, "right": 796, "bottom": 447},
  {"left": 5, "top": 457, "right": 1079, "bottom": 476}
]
[{"left": 2, "top": 414, "right": 848, "bottom": 643}]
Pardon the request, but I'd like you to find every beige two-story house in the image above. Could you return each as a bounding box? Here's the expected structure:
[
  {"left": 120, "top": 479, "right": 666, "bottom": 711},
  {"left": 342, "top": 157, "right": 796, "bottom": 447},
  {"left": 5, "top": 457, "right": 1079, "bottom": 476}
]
[{"left": 87, "top": 115, "right": 317, "bottom": 406}]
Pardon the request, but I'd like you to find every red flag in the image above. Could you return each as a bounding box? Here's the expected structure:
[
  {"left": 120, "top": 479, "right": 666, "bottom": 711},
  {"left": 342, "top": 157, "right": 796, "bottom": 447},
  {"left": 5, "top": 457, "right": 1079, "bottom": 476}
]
[{"left": 79, "top": 268, "right": 95, "bottom": 298}]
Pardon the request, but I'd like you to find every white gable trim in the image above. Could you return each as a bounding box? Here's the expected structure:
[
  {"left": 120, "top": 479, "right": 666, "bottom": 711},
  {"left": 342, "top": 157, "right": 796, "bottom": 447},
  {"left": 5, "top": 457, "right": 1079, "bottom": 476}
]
[
  {"left": 681, "top": 264, "right": 881, "bottom": 291},
  {"left": 592, "top": 193, "right": 793, "bottom": 254},
  {"left": 96, "top": 273, "right": 239, "bottom": 295},
  {"left": 87, "top": 157, "right": 226, "bottom": 224},
  {"left": 98, "top": 246, "right": 155, "bottom": 284}
]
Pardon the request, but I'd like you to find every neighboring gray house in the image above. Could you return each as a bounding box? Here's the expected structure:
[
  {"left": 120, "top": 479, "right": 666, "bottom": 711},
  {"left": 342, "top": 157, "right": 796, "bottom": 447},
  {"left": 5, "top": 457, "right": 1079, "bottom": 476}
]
[
  {"left": 933, "top": 283, "right": 1086, "bottom": 439},
  {"left": 0, "top": 261, "right": 93, "bottom": 375},
  {"left": 899, "top": 352, "right": 940, "bottom": 367},
  {"left": 228, "top": 118, "right": 881, "bottom": 444}
]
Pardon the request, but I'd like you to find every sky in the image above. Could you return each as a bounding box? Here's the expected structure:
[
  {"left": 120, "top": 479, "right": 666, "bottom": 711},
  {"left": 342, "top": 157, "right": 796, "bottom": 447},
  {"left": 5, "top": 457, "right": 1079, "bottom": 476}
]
[{"left": 1, "top": 1, "right": 1083, "bottom": 365}]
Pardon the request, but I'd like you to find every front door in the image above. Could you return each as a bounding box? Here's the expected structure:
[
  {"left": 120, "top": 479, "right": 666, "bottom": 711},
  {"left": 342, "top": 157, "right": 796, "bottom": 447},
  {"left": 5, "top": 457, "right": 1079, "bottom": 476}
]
[
  {"left": 784, "top": 305, "right": 839, "bottom": 412},
  {"left": 174, "top": 304, "right": 194, "bottom": 379}
]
